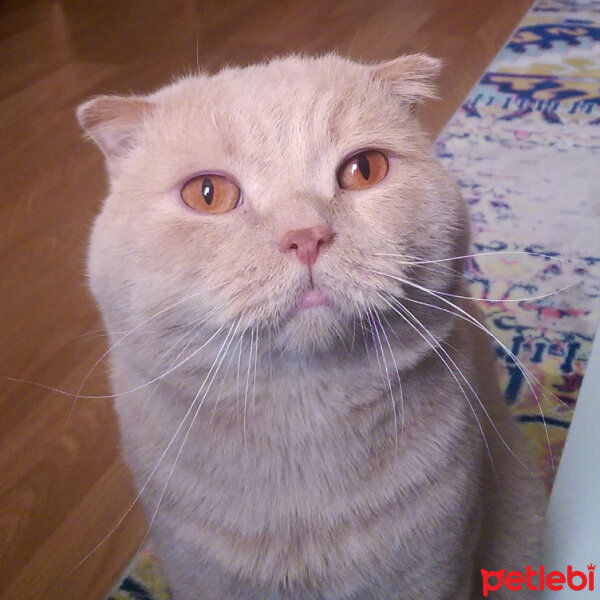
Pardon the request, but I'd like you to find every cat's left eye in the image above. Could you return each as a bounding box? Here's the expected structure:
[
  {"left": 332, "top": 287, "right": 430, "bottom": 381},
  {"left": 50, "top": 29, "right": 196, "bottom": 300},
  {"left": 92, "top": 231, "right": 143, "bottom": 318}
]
[
  {"left": 181, "top": 174, "right": 241, "bottom": 214},
  {"left": 337, "top": 150, "right": 389, "bottom": 191}
]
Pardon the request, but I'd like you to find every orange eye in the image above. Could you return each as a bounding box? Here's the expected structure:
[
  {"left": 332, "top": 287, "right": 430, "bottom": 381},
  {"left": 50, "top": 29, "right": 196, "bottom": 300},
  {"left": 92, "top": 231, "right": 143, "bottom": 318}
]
[
  {"left": 337, "top": 150, "right": 389, "bottom": 190},
  {"left": 181, "top": 174, "right": 241, "bottom": 214}
]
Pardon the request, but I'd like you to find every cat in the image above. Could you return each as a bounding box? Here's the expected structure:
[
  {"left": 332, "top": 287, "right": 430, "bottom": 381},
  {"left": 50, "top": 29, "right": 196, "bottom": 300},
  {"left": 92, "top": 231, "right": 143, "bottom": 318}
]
[{"left": 77, "top": 53, "right": 545, "bottom": 599}]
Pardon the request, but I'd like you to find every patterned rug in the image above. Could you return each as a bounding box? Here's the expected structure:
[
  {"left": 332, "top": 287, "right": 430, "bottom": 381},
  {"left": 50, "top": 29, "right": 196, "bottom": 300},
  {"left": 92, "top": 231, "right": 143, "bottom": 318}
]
[
  {"left": 109, "top": 0, "right": 600, "bottom": 597},
  {"left": 436, "top": 0, "right": 600, "bottom": 491}
]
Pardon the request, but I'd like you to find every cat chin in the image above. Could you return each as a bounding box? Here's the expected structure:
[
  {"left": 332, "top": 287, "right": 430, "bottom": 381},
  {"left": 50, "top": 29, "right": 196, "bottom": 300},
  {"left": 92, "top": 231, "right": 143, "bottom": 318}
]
[{"left": 273, "top": 305, "right": 346, "bottom": 356}]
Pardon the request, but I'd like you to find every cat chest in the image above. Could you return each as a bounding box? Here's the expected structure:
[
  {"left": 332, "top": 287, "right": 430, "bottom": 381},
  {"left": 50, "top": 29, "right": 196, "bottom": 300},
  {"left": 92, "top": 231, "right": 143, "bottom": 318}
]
[{"left": 156, "top": 443, "right": 477, "bottom": 594}]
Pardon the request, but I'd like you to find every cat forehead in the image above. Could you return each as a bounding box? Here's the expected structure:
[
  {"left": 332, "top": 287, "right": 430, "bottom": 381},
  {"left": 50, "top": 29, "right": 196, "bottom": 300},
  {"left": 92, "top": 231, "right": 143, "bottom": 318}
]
[
  {"left": 161, "top": 55, "right": 369, "bottom": 108},
  {"left": 78, "top": 53, "right": 439, "bottom": 173},
  {"left": 148, "top": 56, "right": 405, "bottom": 160}
]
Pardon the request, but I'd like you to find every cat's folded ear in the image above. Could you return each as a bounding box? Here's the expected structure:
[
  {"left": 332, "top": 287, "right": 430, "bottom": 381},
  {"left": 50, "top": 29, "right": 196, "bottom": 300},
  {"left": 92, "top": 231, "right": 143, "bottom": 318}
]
[
  {"left": 371, "top": 54, "right": 442, "bottom": 104},
  {"left": 77, "top": 95, "right": 153, "bottom": 169}
]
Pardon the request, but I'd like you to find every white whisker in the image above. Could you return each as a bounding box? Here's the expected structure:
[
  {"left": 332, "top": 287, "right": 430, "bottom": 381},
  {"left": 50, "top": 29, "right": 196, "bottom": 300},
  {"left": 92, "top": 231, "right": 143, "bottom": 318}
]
[
  {"left": 2, "top": 298, "right": 232, "bottom": 403},
  {"left": 252, "top": 326, "right": 259, "bottom": 413},
  {"left": 375, "top": 250, "right": 585, "bottom": 301},
  {"left": 143, "top": 318, "right": 243, "bottom": 546},
  {"left": 70, "top": 288, "right": 227, "bottom": 406},
  {"left": 236, "top": 329, "right": 244, "bottom": 423},
  {"left": 407, "top": 293, "right": 559, "bottom": 474},
  {"left": 366, "top": 309, "right": 385, "bottom": 378},
  {"left": 370, "top": 308, "right": 400, "bottom": 449},
  {"left": 373, "top": 307, "right": 404, "bottom": 438},
  {"left": 359, "top": 318, "right": 371, "bottom": 360},
  {"left": 376, "top": 292, "right": 499, "bottom": 482},
  {"left": 7, "top": 325, "right": 225, "bottom": 402},
  {"left": 374, "top": 250, "right": 590, "bottom": 272},
  {"left": 243, "top": 326, "right": 254, "bottom": 452},
  {"left": 404, "top": 294, "right": 569, "bottom": 412},
  {"left": 209, "top": 331, "right": 245, "bottom": 430},
  {"left": 391, "top": 294, "right": 532, "bottom": 473},
  {"left": 140, "top": 318, "right": 210, "bottom": 414},
  {"left": 70, "top": 319, "right": 238, "bottom": 572},
  {"left": 370, "top": 267, "right": 557, "bottom": 474}
]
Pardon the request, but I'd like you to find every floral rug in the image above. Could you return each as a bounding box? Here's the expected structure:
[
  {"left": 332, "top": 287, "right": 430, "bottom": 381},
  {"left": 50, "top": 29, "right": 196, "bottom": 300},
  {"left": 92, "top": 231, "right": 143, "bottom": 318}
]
[
  {"left": 109, "top": 0, "right": 600, "bottom": 597},
  {"left": 436, "top": 0, "right": 600, "bottom": 491}
]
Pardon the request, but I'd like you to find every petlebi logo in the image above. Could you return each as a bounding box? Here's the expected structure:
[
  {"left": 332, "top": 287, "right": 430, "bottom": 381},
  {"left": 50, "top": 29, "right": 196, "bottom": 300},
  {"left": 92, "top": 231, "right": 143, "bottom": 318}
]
[{"left": 481, "top": 564, "right": 596, "bottom": 596}]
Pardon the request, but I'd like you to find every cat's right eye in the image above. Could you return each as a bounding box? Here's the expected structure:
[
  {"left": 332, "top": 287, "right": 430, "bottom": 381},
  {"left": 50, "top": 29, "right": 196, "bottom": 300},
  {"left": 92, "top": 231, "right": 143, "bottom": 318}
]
[
  {"left": 181, "top": 174, "right": 241, "bottom": 214},
  {"left": 337, "top": 150, "right": 389, "bottom": 191}
]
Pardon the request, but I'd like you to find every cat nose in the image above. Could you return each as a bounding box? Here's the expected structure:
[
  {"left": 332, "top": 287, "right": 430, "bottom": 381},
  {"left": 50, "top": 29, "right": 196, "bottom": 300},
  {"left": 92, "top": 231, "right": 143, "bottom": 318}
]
[{"left": 278, "top": 225, "right": 334, "bottom": 267}]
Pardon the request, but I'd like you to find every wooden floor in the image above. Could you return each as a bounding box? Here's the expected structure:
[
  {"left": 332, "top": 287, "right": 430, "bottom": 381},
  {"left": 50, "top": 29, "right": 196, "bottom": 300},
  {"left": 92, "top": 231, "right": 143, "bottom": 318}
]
[{"left": 0, "top": 1, "right": 533, "bottom": 598}]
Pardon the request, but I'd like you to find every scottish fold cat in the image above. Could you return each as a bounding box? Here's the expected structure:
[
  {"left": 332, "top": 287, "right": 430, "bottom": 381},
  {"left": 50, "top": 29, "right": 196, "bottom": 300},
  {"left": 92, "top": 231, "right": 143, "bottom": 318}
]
[{"left": 78, "top": 54, "right": 545, "bottom": 599}]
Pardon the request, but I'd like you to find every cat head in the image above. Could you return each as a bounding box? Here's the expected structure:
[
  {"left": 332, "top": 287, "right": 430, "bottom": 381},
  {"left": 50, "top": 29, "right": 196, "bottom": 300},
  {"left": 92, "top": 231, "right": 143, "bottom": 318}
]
[{"left": 79, "top": 54, "right": 468, "bottom": 364}]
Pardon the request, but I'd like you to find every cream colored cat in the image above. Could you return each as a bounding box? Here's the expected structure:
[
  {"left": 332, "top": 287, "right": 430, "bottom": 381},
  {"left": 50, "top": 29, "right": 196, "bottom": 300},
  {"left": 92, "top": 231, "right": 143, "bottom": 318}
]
[{"left": 78, "top": 54, "right": 545, "bottom": 599}]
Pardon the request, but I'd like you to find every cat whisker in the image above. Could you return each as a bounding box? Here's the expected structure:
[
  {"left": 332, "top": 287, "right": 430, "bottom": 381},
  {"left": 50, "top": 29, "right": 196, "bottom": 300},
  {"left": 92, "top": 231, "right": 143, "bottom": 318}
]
[
  {"left": 1, "top": 287, "right": 232, "bottom": 404},
  {"left": 376, "top": 292, "right": 500, "bottom": 483},
  {"left": 139, "top": 317, "right": 210, "bottom": 414},
  {"left": 155, "top": 318, "right": 211, "bottom": 371},
  {"left": 379, "top": 250, "right": 468, "bottom": 281},
  {"left": 374, "top": 249, "right": 591, "bottom": 274},
  {"left": 370, "top": 308, "right": 400, "bottom": 449},
  {"left": 372, "top": 307, "right": 405, "bottom": 437},
  {"left": 236, "top": 328, "right": 245, "bottom": 424},
  {"left": 70, "top": 287, "right": 229, "bottom": 404},
  {"left": 252, "top": 325, "right": 259, "bottom": 414},
  {"left": 95, "top": 325, "right": 227, "bottom": 398},
  {"left": 73, "top": 322, "right": 201, "bottom": 343},
  {"left": 71, "top": 318, "right": 241, "bottom": 573},
  {"left": 404, "top": 293, "right": 560, "bottom": 476},
  {"left": 434, "top": 282, "right": 578, "bottom": 304},
  {"left": 366, "top": 309, "right": 385, "bottom": 380},
  {"left": 370, "top": 268, "right": 557, "bottom": 474},
  {"left": 333, "top": 321, "right": 349, "bottom": 352},
  {"left": 268, "top": 326, "right": 274, "bottom": 384},
  {"left": 359, "top": 317, "right": 372, "bottom": 360},
  {"left": 142, "top": 318, "right": 243, "bottom": 548},
  {"left": 378, "top": 249, "right": 590, "bottom": 296},
  {"left": 243, "top": 326, "right": 255, "bottom": 452},
  {"left": 137, "top": 313, "right": 222, "bottom": 410},
  {"left": 373, "top": 266, "right": 572, "bottom": 413},
  {"left": 389, "top": 293, "right": 533, "bottom": 474},
  {"left": 350, "top": 317, "right": 357, "bottom": 354},
  {"left": 209, "top": 331, "right": 245, "bottom": 431},
  {"left": 407, "top": 261, "right": 481, "bottom": 285},
  {"left": 404, "top": 294, "right": 570, "bottom": 413},
  {"left": 72, "top": 328, "right": 116, "bottom": 341},
  {"left": 374, "top": 254, "right": 575, "bottom": 414},
  {"left": 12, "top": 312, "right": 234, "bottom": 404}
]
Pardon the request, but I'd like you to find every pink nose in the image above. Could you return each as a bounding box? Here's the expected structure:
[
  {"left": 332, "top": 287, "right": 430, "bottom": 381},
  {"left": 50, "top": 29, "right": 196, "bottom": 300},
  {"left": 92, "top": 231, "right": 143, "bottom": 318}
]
[{"left": 278, "top": 225, "right": 334, "bottom": 267}]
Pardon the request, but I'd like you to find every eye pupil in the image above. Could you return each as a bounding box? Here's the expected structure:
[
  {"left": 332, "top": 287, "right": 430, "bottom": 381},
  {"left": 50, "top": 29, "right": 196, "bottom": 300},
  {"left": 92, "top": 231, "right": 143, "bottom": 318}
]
[
  {"left": 181, "top": 174, "right": 240, "bottom": 214},
  {"left": 202, "top": 178, "right": 213, "bottom": 205},
  {"left": 357, "top": 154, "right": 370, "bottom": 180},
  {"left": 337, "top": 150, "right": 388, "bottom": 191}
]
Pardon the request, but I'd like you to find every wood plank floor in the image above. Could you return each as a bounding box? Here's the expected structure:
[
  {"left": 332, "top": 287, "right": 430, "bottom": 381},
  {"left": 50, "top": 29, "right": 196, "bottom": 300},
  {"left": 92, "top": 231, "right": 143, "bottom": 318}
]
[{"left": 0, "top": 1, "right": 533, "bottom": 598}]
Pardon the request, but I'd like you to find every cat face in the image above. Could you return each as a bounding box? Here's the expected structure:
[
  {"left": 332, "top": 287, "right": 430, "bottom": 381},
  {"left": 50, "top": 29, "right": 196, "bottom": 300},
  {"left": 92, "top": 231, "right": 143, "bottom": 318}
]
[{"left": 80, "top": 54, "right": 468, "bottom": 361}]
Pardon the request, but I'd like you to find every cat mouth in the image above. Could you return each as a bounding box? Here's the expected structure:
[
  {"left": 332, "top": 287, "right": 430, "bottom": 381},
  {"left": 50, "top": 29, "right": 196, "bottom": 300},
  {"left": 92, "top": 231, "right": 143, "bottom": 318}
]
[{"left": 297, "top": 287, "right": 330, "bottom": 310}]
